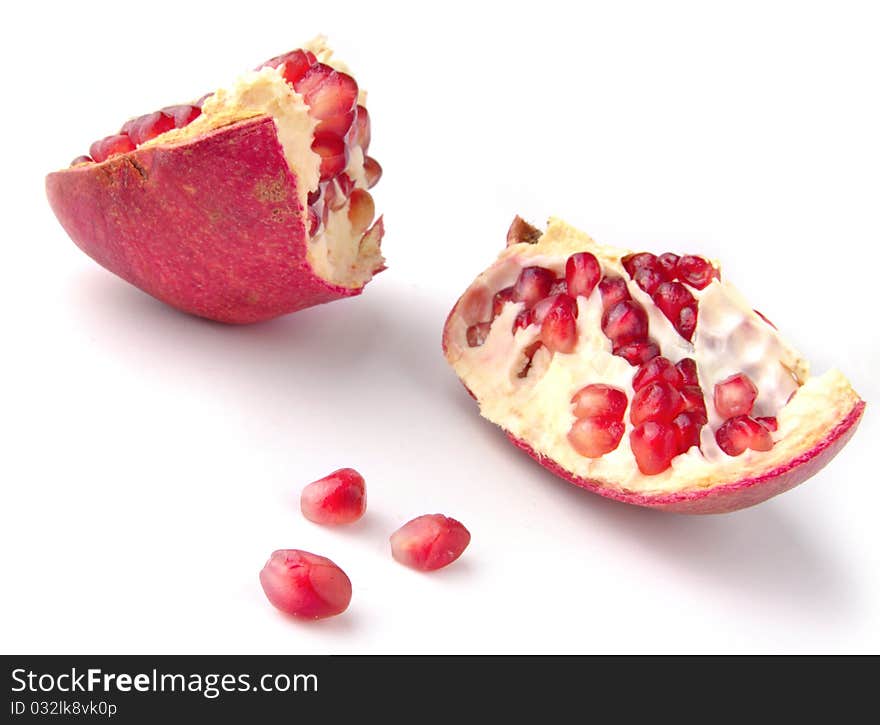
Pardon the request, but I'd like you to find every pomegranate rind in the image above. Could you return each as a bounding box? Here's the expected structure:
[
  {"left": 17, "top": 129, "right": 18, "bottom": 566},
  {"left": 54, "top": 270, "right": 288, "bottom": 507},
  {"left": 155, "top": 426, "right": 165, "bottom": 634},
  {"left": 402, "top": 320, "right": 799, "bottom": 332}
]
[{"left": 46, "top": 116, "right": 384, "bottom": 324}]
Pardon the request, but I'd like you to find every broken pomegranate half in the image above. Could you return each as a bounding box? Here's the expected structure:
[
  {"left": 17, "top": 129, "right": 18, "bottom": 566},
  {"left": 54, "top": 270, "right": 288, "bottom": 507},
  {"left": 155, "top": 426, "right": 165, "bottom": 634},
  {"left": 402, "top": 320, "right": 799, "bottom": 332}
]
[
  {"left": 442, "top": 217, "right": 865, "bottom": 514},
  {"left": 46, "top": 38, "right": 384, "bottom": 324}
]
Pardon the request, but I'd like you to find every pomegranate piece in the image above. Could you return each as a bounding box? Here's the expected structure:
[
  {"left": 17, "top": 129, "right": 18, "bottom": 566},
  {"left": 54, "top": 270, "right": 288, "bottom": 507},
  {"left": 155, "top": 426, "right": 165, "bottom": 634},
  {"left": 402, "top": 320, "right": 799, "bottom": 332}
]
[
  {"left": 601, "top": 300, "right": 649, "bottom": 345},
  {"left": 571, "top": 384, "right": 628, "bottom": 419},
  {"left": 363, "top": 156, "right": 382, "bottom": 188},
  {"left": 390, "top": 515, "right": 471, "bottom": 572},
  {"left": 630, "top": 382, "right": 684, "bottom": 426},
  {"left": 613, "top": 340, "right": 660, "bottom": 366},
  {"left": 259, "top": 549, "right": 352, "bottom": 619},
  {"left": 568, "top": 417, "right": 625, "bottom": 458},
  {"left": 513, "top": 266, "right": 556, "bottom": 308},
  {"left": 565, "top": 252, "right": 601, "bottom": 298},
  {"left": 632, "top": 356, "right": 683, "bottom": 391},
  {"left": 676, "top": 255, "right": 717, "bottom": 289},
  {"left": 630, "top": 422, "right": 678, "bottom": 475},
  {"left": 676, "top": 358, "right": 699, "bottom": 386},
  {"left": 715, "top": 416, "right": 774, "bottom": 456},
  {"left": 714, "top": 373, "right": 758, "bottom": 418},
  {"left": 300, "top": 468, "right": 366, "bottom": 525},
  {"left": 89, "top": 133, "right": 135, "bottom": 162},
  {"left": 598, "top": 276, "right": 631, "bottom": 311}
]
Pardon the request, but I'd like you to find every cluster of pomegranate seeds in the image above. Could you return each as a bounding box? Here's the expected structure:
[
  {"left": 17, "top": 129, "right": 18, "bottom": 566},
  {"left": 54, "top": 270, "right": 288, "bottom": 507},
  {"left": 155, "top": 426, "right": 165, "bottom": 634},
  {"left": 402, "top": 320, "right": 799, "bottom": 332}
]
[
  {"left": 627, "top": 356, "right": 707, "bottom": 474},
  {"left": 621, "top": 252, "right": 718, "bottom": 341},
  {"left": 261, "top": 50, "right": 381, "bottom": 239},
  {"left": 568, "top": 384, "right": 627, "bottom": 458},
  {"left": 76, "top": 102, "right": 203, "bottom": 165},
  {"left": 389, "top": 514, "right": 471, "bottom": 572},
  {"left": 713, "top": 372, "right": 776, "bottom": 456}
]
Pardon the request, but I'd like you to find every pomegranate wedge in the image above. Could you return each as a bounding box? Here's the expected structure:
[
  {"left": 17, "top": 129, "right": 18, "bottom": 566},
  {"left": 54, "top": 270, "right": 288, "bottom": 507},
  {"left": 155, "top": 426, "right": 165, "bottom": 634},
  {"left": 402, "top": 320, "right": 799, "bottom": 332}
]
[
  {"left": 46, "top": 37, "right": 384, "bottom": 324},
  {"left": 443, "top": 217, "right": 865, "bottom": 514}
]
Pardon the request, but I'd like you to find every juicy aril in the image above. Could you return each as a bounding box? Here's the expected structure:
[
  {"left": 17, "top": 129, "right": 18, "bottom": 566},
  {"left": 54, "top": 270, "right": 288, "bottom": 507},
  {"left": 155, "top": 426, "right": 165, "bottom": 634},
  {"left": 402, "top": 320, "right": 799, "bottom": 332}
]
[
  {"left": 443, "top": 218, "right": 865, "bottom": 514},
  {"left": 46, "top": 38, "right": 383, "bottom": 324}
]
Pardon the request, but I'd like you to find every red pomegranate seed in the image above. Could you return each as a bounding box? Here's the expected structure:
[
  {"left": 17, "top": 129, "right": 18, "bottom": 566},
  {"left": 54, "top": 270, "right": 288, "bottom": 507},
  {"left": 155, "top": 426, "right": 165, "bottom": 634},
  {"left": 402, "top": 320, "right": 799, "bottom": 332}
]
[
  {"left": 335, "top": 173, "right": 355, "bottom": 200},
  {"left": 512, "top": 308, "right": 532, "bottom": 332},
  {"left": 549, "top": 278, "right": 568, "bottom": 296},
  {"left": 757, "top": 416, "right": 778, "bottom": 432},
  {"left": 571, "top": 384, "right": 628, "bottom": 420},
  {"left": 632, "top": 357, "right": 683, "bottom": 391},
  {"left": 630, "top": 382, "right": 684, "bottom": 426},
  {"left": 633, "top": 266, "right": 665, "bottom": 295},
  {"left": 540, "top": 295, "right": 578, "bottom": 353},
  {"left": 677, "top": 305, "right": 697, "bottom": 340},
  {"left": 307, "top": 187, "right": 322, "bottom": 206},
  {"left": 363, "top": 156, "right": 382, "bottom": 188},
  {"left": 311, "top": 133, "right": 348, "bottom": 181},
  {"left": 390, "top": 514, "right": 471, "bottom": 572},
  {"left": 630, "top": 421, "right": 678, "bottom": 475},
  {"left": 653, "top": 281, "right": 698, "bottom": 340},
  {"left": 122, "top": 111, "right": 176, "bottom": 146},
  {"left": 715, "top": 416, "right": 774, "bottom": 456},
  {"left": 513, "top": 266, "right": 556, "bottom": 307},
  {"left": 676, "top": 358, "right": 699, "bottom": 386},
  {"left": 466, "top": 322, "right": 491, "bottom": 347},
  {"left": 714, "top": 373, "right": 758, "bottom": 418},
  {"left": 492, "top": 287, "right": 515, "bottom": 317},
  {"left": 613, "top": 340, "right": 661, "bottom": 366},
  {"left": 517, "top": 341, "right": 544, "bottom": 378},
  {"left": 70, "top": 155, "right": 93, "bottom": 166},
  {"left": 676, "top": 255, "right": 717, "bottom": 289},
  {"left": 568, "top": 417, "right": 625, "bottom": 458},
  {"left": 672, "top": 412, "right": 703, "bottom": 453},
  {"left": 598, "top": 276, "right": 631, "bottom": 311},
  {"left": 351, "top": 105, "right": 371, "bottom": 150},
  {"left": 348, "top": 189, "right": 375, "bottom": 234},
  {"left": 161, "top": 104, "right": 201, "bottom": 128},
  {"left": 260, "top": 549, "right": 351, "bottom": 619},
  {"left": 531, "top": 293, "right": 574, "bottom": 324},
  {"left": 565, "top": 252, "right": 601, "bottom": 298},
  {"left": 262, "top": 49, "right": 317, "bottom": 84},
  {"left": 601, "top": 300, "right": 649, "bottom": 345},
  {"left": 621, "top": 252, "right": 657, "bottom": 277},
  {"left": 300, "top": 468, "right": 366, "bottom": 525},
  {"left": 308, "top": 207, "right": 320, "bottom": 236},
  {"left": 657, "top": 252, "right": 680, "bottom": 278},
  {"left": 679, "top": 385, "right": 708, "bottom": 423},
  {"left": 89, "top": 133, "right": 136, "bottom": 162},
  {"left": 317, "top": 111, "right": 356, "bottom": 137},
  {"left": 295, "top": 63, "right": 358, "bottom": 121}
]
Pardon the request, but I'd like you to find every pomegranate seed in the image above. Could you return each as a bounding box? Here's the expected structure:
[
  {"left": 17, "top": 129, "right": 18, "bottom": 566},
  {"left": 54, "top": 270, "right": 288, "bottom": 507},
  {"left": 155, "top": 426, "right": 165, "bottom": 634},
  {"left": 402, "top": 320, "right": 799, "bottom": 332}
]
[
  {"left": 307, "top": 207, "right": 320, "bottom": 236},
  {"left": 123, "top": 111, "right": 176, "bottom": 146},
  {"left": 260, "top": 549, "right": 352, "bottom": 619},
  {"left": 653, "top": 281, "right": 698, "bottom": 340},
  {"left": 311, "top": 133, "right": 348, "bottom": 181},
  {"left": 307, "top": 188, "right": 322, "bottom": 206},
  {"left": 633, "top": 266, "right": 664, "bottom": 295},
  {"left": 513, "top": 266, "right": 556, "bottom": 307},
  {"left": 630, "top": 422, "right": 678, "bottom": 475},
  {"left": 540, "top": 295, "right": 578, "bottom": 353},
  {"left": 348, "top": 189, "right": 375, "bottom": 234},
  {"left": 630, "top": 382, "right": 684, "bottom": 426},
  {"left": 613, "top": 340, "right": 660, "bottom": 366},
  {"left": 262, "top": 49, "right": 317, "bottom": 85},
  {"left": 601, "top": 300, "right": 649, "bottom": 345},
  {"left": 715, "top": 416, "right": 774, "bottom": 456},
  {"left": 531, "top": 293, "right": 576, "bottom": 324},
  {"left": 517, "top": 341, "right": 544, "bottom": 378},
  {"left": 676, "top": 255, "right": 717, "bottom": 289},
  {"left": 672, "top": 412, "right": 703, "bottom": 453},
  {"left": 301, "top": 468, "right": 366, "bottom": 525},
  {"left": 568, "top": 417, "right": 625, "bottom": 458},
  {"left": 657, "top": 252, "right": 680, "bottom": 278},
  {"left": 161, "top": 104, "right": 201, "bottom": 128},
  {"left": 390, "top": 514, "right": 471, "bottom": 572},
  {"left": 598, "top": 276, "right": 631, "bottom": 311},
  {"left": 317, "top": 111, "right": 356, "bottom": 137},
  {"left": 571, "top": 384, "right": 628, "bottom": 420},
  {"left": 363, "top": 156, "right": 382, "bottom": 188},
  {"left": 512, "top": 309, "right": 533, "bottom": 332},
  {"left": 565, "top": 252, "right": 601, "bottom": 298},
  {"left": 714, "top": 373, "right": 758, "bottom": 418},
  {"left": 351, "top": 105, "right": 371, "bottom": 150},
  {"left": 632, "top": 356, "right": 683, "bottom": 391},
  {"left": 676, "top": 358, "right": 699, "bottom": 386},
  {"left": 466, "top": 322, "right": 491, "bottom": 347},
  {"left": 335, "top": 173, "right": 355, "bottom": 200},
  {"left": 679, "top": 385, "right": 708, "bottom": 423},
  {"left": 324, "top": 179, "right": 346, "bottom": 211},
  {"left": 677, "top": 304, "right": 697, "bottom": 340},
  {"left": 621, "top": 252, "right": 658, "bottom": 277},
  {"left": 549, "top": 278, "right": 568, "bottom": 296},
  {"left": 295, "top": 63, "right": 358, "bottom": 121},
  {"left": 89, "top": 133, "right": 135, "bottom": 162},
  {"left": 70, "top": 155, "right": 92, "bottom": 166},
  {"left": 492, "top": 287, "right": 515, "bottom": 317},
  {"left": 757, "top": 416, "right": 778, "bottom": 432}
]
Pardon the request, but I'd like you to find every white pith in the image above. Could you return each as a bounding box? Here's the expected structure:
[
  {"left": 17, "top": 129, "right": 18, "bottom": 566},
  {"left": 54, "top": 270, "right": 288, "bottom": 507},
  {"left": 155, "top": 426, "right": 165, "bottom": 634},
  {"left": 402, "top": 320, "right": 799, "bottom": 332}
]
[
  {"left": 140, "top": 37, "right": 381, "bottom": 289},
  {"left": 445, "top": 218, "right": 861, "bottom": 495}
]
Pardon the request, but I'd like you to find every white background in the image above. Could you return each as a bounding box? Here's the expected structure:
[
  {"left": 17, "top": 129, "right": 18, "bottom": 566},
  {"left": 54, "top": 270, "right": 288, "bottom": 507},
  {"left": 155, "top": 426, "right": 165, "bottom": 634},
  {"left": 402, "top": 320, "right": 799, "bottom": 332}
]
[{"left": 1, "top": 0, "right": 878, "bottom": 654}]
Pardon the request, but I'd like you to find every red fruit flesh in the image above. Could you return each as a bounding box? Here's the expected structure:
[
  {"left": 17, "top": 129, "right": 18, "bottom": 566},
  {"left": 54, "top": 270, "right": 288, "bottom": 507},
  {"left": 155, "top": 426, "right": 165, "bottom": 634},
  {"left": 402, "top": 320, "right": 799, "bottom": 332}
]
[
  {"left": 300, "top": 468, "right": 366, "bottom": 525},
  {"left": 514, "top": 266, "right": 556, "bottom": 307},
  {"left": 259, "top": 549, "right": 352, "bottom": 619},
  {"left": 565, "top": 252, "right": 601, "bottom": 298},
  {"left": 714, "top": 373, "right": 758, "bottom": 418},
  {"left": 444, "top": 217, "right": 864, "bottom": 513},
  {"left": 390, "top": 515, "right": 471, "bottom": 572}
]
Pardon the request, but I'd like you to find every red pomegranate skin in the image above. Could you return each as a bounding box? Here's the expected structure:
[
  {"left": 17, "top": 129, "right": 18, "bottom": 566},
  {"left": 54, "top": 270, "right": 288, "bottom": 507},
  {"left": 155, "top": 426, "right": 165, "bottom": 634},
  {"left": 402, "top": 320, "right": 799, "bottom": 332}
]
[
  {"left": 507, "top": 400, "right": 865, "bottom": 514},
  {"left": 46, "top": 116, "right": 383, "bottom": 324}
]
